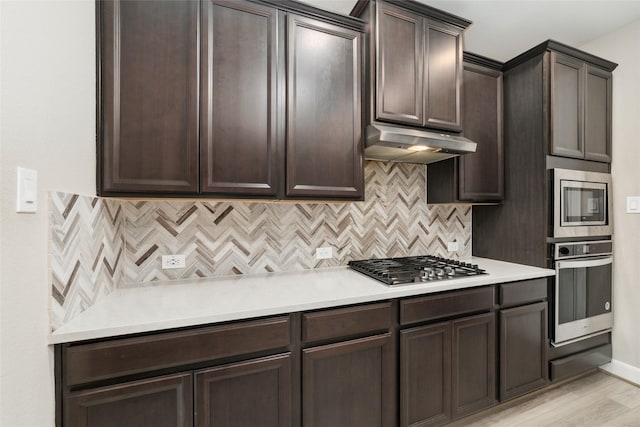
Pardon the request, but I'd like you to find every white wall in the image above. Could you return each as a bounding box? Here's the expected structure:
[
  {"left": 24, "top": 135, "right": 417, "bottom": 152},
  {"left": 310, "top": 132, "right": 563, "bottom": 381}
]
[
  {"left": 582, "top": 21, "right": 640, "bottom": 372},
  {"left": 0, "top": 1, "right": 95, "bottom": 425},
  {"left": 0, "top": 0, "right": 3, "bottom": 418}
]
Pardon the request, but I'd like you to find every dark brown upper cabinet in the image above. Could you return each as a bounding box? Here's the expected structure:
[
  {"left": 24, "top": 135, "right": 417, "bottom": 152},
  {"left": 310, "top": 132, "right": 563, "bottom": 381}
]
[
  {"left": 200, "top": 0, "right": 279, "bottom": 196},
  {"left": 98, "top": 0, "right": 365, "bottom": 200},
  {"left": 286, "top": 14, "right": 364, "bottom": 199},
  {"left": 423, "top": 19, "right": 463, "bottom": 131},
  {"left": 427, "top": 53, "right": 504, "bottom": 204},
  {"left": 99, "top": 0, "right": 199, "bottom": 194},
  {"left": 353, "top": 0, "right": 470, "bottom": 133},
  {"left": 375, "top": 3, "right": 423, "bottom": 125},
  {"left": 584, "top": 65, "right": 613, "bottom": 162},
  {"left": 548, "top": 46, "right": 614, "bottom": 163}
]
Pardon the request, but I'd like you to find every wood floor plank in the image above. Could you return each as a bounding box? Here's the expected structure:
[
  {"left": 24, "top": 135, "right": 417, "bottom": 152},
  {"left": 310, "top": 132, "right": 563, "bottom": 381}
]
[
  {"left": 607, "top": 405, "right": 640, "bottom": 426},
  {"left": 461, "top": 371, "right": 640, "bottom": 427}
]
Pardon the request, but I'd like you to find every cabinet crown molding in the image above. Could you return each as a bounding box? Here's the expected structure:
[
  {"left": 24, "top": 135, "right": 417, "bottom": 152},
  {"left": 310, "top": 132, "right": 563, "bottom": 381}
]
[
  {"left": 463, "top": 52, "right": 503, "bottom": 70},
  {"left": 256, "top": 0, "right": 367, "bottom": 31},
  {"left": 504, "top": 39, "right": 618, "bottom": 72},
  {"left": 351, "top": 0, "right": 472, "bottom": 29}
]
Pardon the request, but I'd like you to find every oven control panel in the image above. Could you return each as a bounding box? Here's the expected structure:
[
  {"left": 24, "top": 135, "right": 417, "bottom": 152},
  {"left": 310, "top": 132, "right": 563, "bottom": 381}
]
[{"left": 554, "top": 240, "right": 612, "bottom": 260}]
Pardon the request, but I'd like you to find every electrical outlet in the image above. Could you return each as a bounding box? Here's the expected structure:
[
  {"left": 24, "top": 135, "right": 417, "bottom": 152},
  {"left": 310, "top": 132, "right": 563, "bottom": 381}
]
[
  {"left": 315, "top": 247, "right": 333, "bottom": 260},
  {"left": 447, "top": 241, "right": 459, "bottom": 252},
  {"left": 162, "top": 254, "right": 186, "bottom": 270}
]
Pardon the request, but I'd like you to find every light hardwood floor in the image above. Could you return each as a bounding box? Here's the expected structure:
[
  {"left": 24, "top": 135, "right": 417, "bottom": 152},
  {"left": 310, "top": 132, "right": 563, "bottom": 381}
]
[{"left": 464, "top": 371, "right": 640, "bottom": 426}]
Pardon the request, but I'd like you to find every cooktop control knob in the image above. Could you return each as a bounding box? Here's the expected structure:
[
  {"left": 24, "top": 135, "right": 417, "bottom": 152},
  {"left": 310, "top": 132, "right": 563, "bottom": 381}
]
[{"left": 559, "top": 246, "right": 570, "bottom": 256}]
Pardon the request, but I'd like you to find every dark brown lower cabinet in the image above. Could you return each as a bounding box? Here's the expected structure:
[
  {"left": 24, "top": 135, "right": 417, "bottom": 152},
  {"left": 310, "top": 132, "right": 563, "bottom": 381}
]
[
  {"left": 59, "top": 316, "right": 292, "bottom": 427},
  {"left": 401, "top": 322, "right": 452, "bottom": 427},
  {"left": 401, "top": 312, "right": 496, "bottom": 427},
  {"left": 452, "top": 313, "right": 496, "bottom": 418},
  {"left": 302, "top": 333, "right": 394, "bottom": 427},
  {"left": 499, "top": 302, "right": 549, "bottom": 401},
  {"left": 195, "top": 354, "right": 291, "bottom": 427},
  {"left": 65, "top": 373, "right": 193, "bottom": 427},
  {"left": 57, "top": 292, "right": 558, "bottom": 427}
]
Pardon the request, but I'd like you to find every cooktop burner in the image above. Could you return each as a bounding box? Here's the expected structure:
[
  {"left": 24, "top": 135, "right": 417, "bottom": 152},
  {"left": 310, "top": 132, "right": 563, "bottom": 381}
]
[{"left": 348, "top": 256, "right": 487, "bottom": 286}]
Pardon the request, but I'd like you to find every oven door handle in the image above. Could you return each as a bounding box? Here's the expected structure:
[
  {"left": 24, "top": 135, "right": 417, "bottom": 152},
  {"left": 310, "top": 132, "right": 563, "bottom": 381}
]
[{"left": 556, "top": 255, "right": 613, "bottom": 270}]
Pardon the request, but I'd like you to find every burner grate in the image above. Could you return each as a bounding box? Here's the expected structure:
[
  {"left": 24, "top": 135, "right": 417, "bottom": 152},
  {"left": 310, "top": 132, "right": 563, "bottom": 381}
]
[{"left": 348, "top": 255, "right": 486, "bottom": 286}]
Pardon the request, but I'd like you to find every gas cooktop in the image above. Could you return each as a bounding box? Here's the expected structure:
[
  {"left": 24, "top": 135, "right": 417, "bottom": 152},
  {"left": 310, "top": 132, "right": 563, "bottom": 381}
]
[{"left": 348, "top": 255, "right": 487, "bottom": 286}]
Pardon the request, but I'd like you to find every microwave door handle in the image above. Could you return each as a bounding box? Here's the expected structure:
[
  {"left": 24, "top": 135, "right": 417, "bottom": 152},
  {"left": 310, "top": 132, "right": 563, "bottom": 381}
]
[{"left": 556, "top": 256, "right": 613, "bottom": 270}]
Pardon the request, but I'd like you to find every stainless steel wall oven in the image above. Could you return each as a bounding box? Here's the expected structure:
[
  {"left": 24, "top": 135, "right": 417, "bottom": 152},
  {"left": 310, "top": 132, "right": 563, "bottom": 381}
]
[{"left": 552, "top": 240, "right": 613, "bottom": 346}]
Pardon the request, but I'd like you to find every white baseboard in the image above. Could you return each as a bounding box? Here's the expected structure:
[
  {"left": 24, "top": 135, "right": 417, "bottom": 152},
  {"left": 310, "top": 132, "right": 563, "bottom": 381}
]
[{"left": 600, "top": 359, "right": 640, "bottom": 386}]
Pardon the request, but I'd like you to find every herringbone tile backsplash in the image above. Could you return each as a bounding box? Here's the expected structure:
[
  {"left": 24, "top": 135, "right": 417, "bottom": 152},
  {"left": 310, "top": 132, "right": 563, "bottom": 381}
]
[
  {"left": 49, "top": 192, "right": 124, "bottom": 330},
  {"left": 49, "top": 161, "right": 471, "bottom": 330}
]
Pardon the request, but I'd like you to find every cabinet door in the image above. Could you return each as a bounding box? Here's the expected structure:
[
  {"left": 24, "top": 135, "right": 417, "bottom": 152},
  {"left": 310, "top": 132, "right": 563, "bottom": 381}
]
[
  {"left": 584, "top": 65, "right": 612, "bottom": 162},
  {"left": 195, "top": 354, "right": 291, "bottom": 427},
  {"left": 452, "top": 312, "right": 496, "bottom": 419},
  {"left": 99, "top": 0, "right": 198, "bottom": 194},
  {"left": 303, "top": 334, "right": 394, "bottom": 427},
  {"left": 459, "top": 62, "right": 504, "bottom": 201},
  {"left": 424, "top": 19, "right": 463, "bottom": 131},
  {"left": 65, "top": 373, "right": 192, "bottom": 427},
  {"left": 376, "top": 2, "right": 424, "bottom": 125},
  {"left": 286, "top": 15, "right": 364, "bottom": 199},
  {"left": 200, "top": 0, "right": 279, "bottom": 195},
  {"left": 500, "top": 302, "right": 549, "bottom": 401},
  {"left": 550, "top": 52, "right": 585, "bottom": 159},
  {"left": 400, "top": 322, "right": 451, "bottom": 427}
]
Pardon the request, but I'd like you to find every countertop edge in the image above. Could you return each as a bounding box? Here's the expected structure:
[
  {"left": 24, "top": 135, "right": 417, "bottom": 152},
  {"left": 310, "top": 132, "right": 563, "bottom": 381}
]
[{"left": 49, "top": 258, "right": 554, "bottom": 345}]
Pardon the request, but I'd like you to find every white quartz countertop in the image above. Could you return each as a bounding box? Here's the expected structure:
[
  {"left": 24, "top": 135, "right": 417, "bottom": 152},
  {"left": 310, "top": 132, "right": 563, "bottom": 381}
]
[{"left": 49, "top": 257, "right": 554, "bottom": 344}]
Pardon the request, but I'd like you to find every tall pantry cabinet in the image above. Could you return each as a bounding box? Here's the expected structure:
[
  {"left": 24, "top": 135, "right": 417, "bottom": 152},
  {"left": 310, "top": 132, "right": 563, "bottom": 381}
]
[{"left": 472, "top": 40, "right": 616, "bottom": 268}]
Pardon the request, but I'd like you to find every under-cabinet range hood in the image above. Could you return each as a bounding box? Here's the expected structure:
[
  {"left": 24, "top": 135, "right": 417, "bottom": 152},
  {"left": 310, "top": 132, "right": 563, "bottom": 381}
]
[{"left": 364, "top": 123, "right": 477, "bottom": 164}]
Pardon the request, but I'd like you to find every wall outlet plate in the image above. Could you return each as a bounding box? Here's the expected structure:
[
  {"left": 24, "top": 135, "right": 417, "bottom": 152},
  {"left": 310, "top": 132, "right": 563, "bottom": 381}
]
[
  {"left": 447, "top": 241, "right": 459, "bottom": 252},
  {"left": 162, "top": 254, "right": 186, "bottom": 269},
  {"left": 315, "top": 247, "right": 333, "bottom": 260}
]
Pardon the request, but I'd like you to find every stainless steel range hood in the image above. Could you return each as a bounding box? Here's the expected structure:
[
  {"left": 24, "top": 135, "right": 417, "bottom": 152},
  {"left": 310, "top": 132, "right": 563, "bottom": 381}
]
[{"left": 364, "top": 123, "right": 477, "bottom": 164}]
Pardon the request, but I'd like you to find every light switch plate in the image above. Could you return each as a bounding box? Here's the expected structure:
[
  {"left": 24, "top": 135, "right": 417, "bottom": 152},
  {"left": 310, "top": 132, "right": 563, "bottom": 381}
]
[
  {"left": 16, "top": 167, "right": 38, "bottom": 213},
  {"left": 626, "top": 196, "right": 640, "bottom": 214},
  {"left": 447, "top": 241, "right": 459, "bottom": 252}
]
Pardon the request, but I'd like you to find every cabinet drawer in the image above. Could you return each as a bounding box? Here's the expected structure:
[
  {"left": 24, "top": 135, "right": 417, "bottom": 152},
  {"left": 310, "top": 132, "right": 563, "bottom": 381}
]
[
  {"left": 400, "top": 286, "right": 494, "bottom": 326},
  {"left": 302, "top": 302, "right": 392, "bottom": 343},
  {"left": 64, "top": 316, "right": 290, "bottom": 387},
  {"left": 499, "top": 278, "right": 547, "bottom": 307},
  {"left": 65, "top": 372, "right": 193, "bottom": 427},
  {"left": 550, "top": 343, "right": 612, "bottom": 382}
]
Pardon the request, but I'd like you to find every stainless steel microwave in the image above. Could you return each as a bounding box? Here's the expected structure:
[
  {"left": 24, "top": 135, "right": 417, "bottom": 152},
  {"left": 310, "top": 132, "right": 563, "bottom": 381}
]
[{"left": 553, "top": 169, "right": 612, "bottom": 238}]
